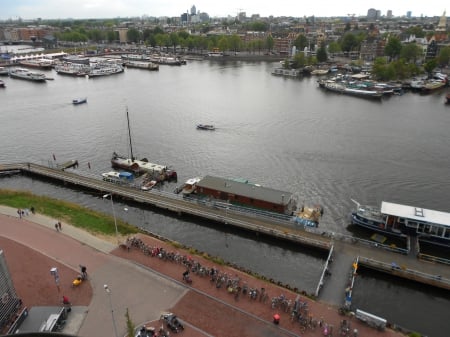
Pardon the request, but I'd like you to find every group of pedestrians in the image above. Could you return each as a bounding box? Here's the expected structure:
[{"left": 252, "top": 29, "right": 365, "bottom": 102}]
[{"left": 16, "top": 207, "right": 35, "bottom": 219}]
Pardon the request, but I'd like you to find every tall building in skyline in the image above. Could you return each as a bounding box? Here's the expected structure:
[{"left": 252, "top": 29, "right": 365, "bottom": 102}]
[{"left": 190, "top": 5, "right": 196, "bottom": 16}]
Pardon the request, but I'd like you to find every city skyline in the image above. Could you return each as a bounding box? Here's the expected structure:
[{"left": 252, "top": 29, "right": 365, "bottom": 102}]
[{"left": 1, "top": 0, "right": 447, "bottom": 21}]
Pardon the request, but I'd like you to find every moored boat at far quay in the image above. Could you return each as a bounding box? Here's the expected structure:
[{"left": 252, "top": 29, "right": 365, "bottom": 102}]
[
  {"left": 0, "top": 67, "right": 10, "bottom": 76},
  {"left": 421, "top": 79, "right": 447, "bottom": 94},
  {"left": 19, "top": 58, "right": 54, "bottom": 70},
  {"left": 55, "top": 62, "right": 90, "bottom": 76},
  {"left": 8, "top": 67, "right": 47, "bottom": 82},
  {"left": 350, "top": 199, "right": 450, "bottom": 248},
  {"left": 88, "top": 62, "right": 124, "bottom": 78},
  {"left": 149, "top": 54, "right": 186, "bottom": 65},
  {"left": 125, "top": 61, "right": 159, "bottom": 71},
  {"left": 318, "top": 79, "right": 383, "bottom": 99}
]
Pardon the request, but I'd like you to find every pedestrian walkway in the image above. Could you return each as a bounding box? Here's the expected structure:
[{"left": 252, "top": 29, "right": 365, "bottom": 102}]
[
  {"left": 0, "top": 207, "right": 186, "bottom": 337},
  {"left": 0, "top": 205, "right": 410, "bottom": 337}
]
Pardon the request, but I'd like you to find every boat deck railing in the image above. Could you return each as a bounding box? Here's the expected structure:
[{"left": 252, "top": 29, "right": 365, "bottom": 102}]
[{"left": 358, "top": 256, "right": 450, "bottom": 291}]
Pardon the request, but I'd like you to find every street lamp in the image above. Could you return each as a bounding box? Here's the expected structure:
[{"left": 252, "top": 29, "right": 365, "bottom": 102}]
[
  {"left": 50, "top": 267, "right": 60, "bottom": 295},
  {"left": 104, "top": 284, "right": 119, "bottom": 337},
  {"left": 103, "top": 193, "right": 120, "bottom": 244}
]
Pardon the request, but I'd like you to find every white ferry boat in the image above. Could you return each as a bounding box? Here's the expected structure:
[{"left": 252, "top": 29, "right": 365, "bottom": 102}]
[
  {"left": 8, "top": 68, "right": 46, "bottom": 82},
  {"left": 55, "top": 62, "right": 90, "bottom": 76},
  {"left": 88, "top": 63, "right": 124, "bottom": 78},
  {"left": 351, "top": 200, "right": 450, "bottom": 247}
]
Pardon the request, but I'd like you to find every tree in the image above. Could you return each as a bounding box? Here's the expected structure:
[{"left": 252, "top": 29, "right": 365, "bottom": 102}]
[
  {"left": 293, "top": 34, "right": 308, "bottom": 52},
  {"left": 384, "top": 36, "right": 402, "bottom": 61},
  {"left": 248, "top": 21, "right": 268, "bottom": 31},
  {"left": 255, "top": 39, "right": 264, "bottom": 54},
  {"left": 291, "top": 52, "right": 307, "bottom": 68},
  {"left": 423, "top": 59, "right": 437, "bottom": 75},
  {"left": 400, "top": 43, "right": 423, "bottom": 64},
  {"left": 436, "top": 46, "right": 450, "bottom": 67},
  {"left": 340, "top": 32, "right": 358, "bottom": 53},
  {"left": 328, "top": 41, "right": 341, "bottom": 54},
  {"left": 106, "top": 30, "right": 117, "bottom": 43},
  {"left": 265, "top": 35, "right": 274, "bottom": 53},
  {"left": 169, "top": 32, "right": 179, "bottom": 53},
  {"left": 316, "top": 43, "right": 328, "bottom": 62},
  {"left": 405, "top": 26, "right": 425, "bottom": 38},
  {"left": 125, "top": 308, "right": 135, "bottom": 337},
  {"left": 229, "top": 34, "right": 242, "bottom": 54},
  {"left": 127, "top": 28, "right": 141, "bottom": 43},
  {"left": 88, "top": 29, "right": 104, "bottom": 43},
  {"left": 218, "top": 36, "right": 229, "bottom": 52}
]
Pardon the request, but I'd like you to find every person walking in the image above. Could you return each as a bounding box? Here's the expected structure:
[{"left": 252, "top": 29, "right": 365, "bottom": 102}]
[{"left": 58, "top": 221, "right": 62, "bottom": 231}]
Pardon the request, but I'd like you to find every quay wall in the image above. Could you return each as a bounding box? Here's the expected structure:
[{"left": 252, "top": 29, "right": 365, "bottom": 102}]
[
  {"left": 0, "top": 163, "right": 332, "bottom": 253},
  {"left": 358, "top": 256, "right": 450, "bottom": 291}
]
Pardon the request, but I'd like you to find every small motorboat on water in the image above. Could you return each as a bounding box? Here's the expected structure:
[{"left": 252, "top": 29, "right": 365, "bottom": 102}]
[
  {"left": 141, "top": 180, "right": 158, "bottom": 191},
  {"left": 0, "top": 80, "right": 5, "bottom": 88},
  {"left": 181, "top": 177, "right": 202, "bottom": 196},
  {"left": 73, "top": 97, "right": 87, "bottom": 105},
  {"left": 197, "top": 124, "right": 215, "bottom": 130}
]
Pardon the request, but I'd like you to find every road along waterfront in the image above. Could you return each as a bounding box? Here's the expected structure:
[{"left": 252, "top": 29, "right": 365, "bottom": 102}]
[{"left": 1, "top": 60, "right": 450, "bottom": 336}]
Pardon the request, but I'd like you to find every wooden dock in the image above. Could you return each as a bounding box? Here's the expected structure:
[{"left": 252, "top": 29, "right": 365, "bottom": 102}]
[{"left": 56, "top": 159, "right": 79, "bottom": 170}]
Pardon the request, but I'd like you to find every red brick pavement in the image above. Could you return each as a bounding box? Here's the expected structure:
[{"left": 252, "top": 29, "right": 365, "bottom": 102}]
[
  {"left": 0, "top": 219, "right": 406, "bottom": 337},
  {"left": 112, "top": 234, "right": 405, "bottom": 337}
]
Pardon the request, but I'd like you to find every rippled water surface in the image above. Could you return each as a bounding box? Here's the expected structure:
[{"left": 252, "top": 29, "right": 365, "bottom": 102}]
[{"left": 1, "top": 59, "right": 449, "bottom": 336}]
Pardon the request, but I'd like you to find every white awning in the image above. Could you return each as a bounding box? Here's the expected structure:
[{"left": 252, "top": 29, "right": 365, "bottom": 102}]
[{"left": 381, "top": 201, "right": 450, "bottom": 228}]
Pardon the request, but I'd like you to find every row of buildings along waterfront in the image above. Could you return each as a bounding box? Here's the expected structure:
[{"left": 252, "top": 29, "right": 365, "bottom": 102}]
[{"left": 0, "top": 10, "right": 448, "bottom": 63}]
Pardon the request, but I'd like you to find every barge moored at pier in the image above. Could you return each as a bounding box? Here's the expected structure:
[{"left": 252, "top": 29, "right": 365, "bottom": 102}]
[{"left": 351, "top": 200, "right": 450, "bottom": 248}]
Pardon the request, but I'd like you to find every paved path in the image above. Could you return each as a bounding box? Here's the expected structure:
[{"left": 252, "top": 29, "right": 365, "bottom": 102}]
[
  {"left": 0, "top": 206, "right": 186, "bottom": 337},
  {"left": 0, "top": 205, "right": 416, "bottom": 337}
]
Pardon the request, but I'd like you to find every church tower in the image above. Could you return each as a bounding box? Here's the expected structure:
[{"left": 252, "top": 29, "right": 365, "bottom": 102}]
[{"left": 435, "top": 11, "right": 448, "bottom": 42}]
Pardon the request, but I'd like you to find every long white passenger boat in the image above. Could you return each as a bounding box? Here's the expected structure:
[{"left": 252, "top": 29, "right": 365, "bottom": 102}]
[{"left": 8, "top": 68, "right": 46, "bottom": 82}]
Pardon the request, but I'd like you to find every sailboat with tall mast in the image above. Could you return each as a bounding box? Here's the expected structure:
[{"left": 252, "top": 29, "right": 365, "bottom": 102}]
[{"left": 111, "top": 107, "right": 177, "bottom": 181}]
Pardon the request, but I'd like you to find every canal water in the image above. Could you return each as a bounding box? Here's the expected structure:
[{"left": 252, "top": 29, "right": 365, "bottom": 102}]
[{"left": 1, "top": 57, "right": 449, "bottom": 336}]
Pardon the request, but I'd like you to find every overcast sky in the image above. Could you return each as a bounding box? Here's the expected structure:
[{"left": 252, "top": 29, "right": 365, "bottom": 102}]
[{"left": 1, "top": 0, "right": 447, "bottom": 20}]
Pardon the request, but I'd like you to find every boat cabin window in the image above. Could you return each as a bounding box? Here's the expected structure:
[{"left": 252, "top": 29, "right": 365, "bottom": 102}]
[
  {"left": 436, "top": 227, "right": 444, "bottom": 237},
  {"left": 444, "top": 229, "right": 450, "bottom": 238},
  {"left": 416, "top": 222, "right": 423, "bottom": 232}
]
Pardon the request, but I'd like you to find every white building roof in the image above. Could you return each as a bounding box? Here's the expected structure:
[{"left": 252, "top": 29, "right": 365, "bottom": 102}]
[{"left": 381, "top": 201, "right": 450, "bottom": 228}]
